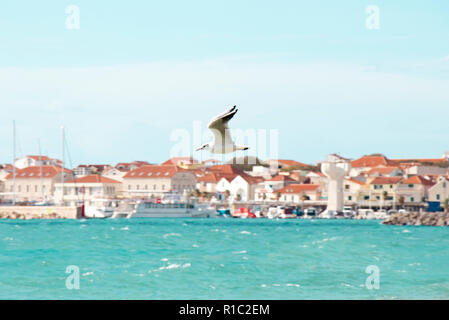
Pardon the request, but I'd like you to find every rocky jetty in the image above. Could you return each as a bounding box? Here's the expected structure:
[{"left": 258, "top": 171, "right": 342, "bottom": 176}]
[
  {"left": 0, "top": 211, "right": 67, "bottom": 220},
  {"left": 382, "top": 212, "right": 449, "bottom": 226}
]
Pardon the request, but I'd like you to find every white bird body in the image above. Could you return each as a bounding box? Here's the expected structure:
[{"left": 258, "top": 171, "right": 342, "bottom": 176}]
[{"left": 196, "top": 106, "right": 249, "bottom": 154}]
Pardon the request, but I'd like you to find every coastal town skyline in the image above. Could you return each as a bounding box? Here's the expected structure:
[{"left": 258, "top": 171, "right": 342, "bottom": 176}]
[{"left": 1, "top": 131, "right": 449, "bottom": 169}]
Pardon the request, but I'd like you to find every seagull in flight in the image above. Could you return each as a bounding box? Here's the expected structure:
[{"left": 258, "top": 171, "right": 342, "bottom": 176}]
[{"left": 195, "top": 105, "right": 249, "bottom": 154}]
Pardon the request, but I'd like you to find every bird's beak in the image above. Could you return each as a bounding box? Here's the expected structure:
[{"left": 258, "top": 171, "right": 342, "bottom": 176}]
[{"left": 195, "top": 146, "right": 203, "bottom": 151}]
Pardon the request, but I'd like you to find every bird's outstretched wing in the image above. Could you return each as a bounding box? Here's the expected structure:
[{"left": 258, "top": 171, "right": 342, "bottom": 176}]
[{"left": 207, "top": 106, "right": 237, "bottom": 147}]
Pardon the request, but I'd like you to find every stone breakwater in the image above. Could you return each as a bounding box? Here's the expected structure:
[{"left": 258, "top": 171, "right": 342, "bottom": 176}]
[
  {"left": 0, "top": 211, "right": 65, "bottom": 219},
  {"left": 0, "top": 206, "right": 81, "bottom": 220},
  {"left": 382, "top": 212, "right": 449, "bottom": 226}
]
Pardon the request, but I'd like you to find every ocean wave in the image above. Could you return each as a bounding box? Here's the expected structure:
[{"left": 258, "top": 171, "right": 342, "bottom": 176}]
[
  {"left": 240, "top": 231, "right": 251, "bottom": 235},
  {"left": 163, "top": 233, "right": 181, "bottom": 238},
  {"left": 262, "top": 283, "right": 301, "bottom": 288},
  {"left": 149, "top": 263, "right": 191, "bottom": 273}
]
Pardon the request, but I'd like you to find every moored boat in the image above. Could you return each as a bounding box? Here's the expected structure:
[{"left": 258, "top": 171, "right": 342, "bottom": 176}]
[{"left": 112, "top": 199, "right": 210, "bottom": 218}]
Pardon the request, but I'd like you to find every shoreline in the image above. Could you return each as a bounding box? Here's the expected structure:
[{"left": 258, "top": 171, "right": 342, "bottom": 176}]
[{"left": 0, "top": 206, "right": 81, "bottom": 220}]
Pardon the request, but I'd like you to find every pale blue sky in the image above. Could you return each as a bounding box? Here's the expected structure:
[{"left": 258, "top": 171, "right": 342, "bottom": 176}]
[{"left": 0, "top": 1, "right": 448, "bottom": 166}]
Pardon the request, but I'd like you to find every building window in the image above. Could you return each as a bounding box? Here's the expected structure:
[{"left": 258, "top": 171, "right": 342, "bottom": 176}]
[
  {"left": 410, "top": 197, "right": 414, "bottom": 202},
  {"left": 154, "top": 184, "right": 156, "bottom": 190},
  {"left": 26, "top": 185, "right": 30, "bottom": 192},
  {"left": 348, "top": 196, "right": 352, "bottom": 201},
  {"left": 408, "top": 184, "right": 414, "bottom": 188},
  {"left": 436, "top": 194, "right": 440, "bottom": 200},
  {"left": 162, "top": 185, "right": 165, "bottom": 190},
  {"left": 35, "top": 185, "right": 38, "bottom": 192},
  {"left": 136, "top": 185, "right": 140, "bottom": 190},
  {"left": 128, "top": 185, "right": 131, "bottom": 190}
]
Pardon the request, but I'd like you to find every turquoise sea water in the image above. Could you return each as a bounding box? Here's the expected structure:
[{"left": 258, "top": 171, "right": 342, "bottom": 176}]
[{"left": 0, "top": 218, "right": 448, "bottom": 300}]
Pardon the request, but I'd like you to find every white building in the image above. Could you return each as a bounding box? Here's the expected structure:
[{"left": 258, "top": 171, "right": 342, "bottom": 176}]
[
  {"left": 254, "top": 175, "right": 297, "bottom": 201},
  {"left": 396, "top": 175, "right": 435, "bottom": 204},
  {"left": 427, "top": 176, "right": 449, "bottom": 205},
  {"left": 102, "top": 167, "right": 128, "bottom": 182},
  {"left": 215, "top": 174, "right": 263, "bottom": 201},
  {"left": 14, "top": 155, "right": 62, "bottom": 169},
  {"left": 3, "top": 165, "right": 72, "bottom": 202},
  {"left": 343, "top": 178, "right": 365, "bottom": 203},
  {"left": 277, "top": 184, "right": 321, "bottom": 202},
  {"left": 122, "top": 165, "right": 196, "bottom": 198},
  {"left": 54, "top": 175, "right": 122, "bottom": 206}
]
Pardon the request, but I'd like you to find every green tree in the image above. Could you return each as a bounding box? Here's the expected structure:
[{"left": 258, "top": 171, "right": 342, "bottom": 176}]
[
  {"left": 276, "top": 192, "right": 281, "bottom": 201},
  {"left": 193, "top": 188, "right": 201, "bottom": 198},
  {"left": 444, "top": 198, "right": 449, "bottom": 213}
]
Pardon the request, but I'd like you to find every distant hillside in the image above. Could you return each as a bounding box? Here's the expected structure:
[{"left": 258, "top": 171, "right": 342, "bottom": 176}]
[{"left": 226, "top": 156, "right": 268, "bottom": 171}]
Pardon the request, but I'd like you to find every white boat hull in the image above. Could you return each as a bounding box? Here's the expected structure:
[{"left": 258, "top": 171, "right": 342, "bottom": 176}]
[{"left": 130, "top": 209, "right": 210, "bottom": 218}]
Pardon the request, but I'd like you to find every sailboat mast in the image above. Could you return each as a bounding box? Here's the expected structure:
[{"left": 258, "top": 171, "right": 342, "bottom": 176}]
[
  {"left": 12, "top": 120, "right": 16, "bottom": 205},
  {"left": 38, "top": 139, "right": 43, "bottom": 201},
  {"left": 61, "top": 126, "right": 65, "bottom": 205}
]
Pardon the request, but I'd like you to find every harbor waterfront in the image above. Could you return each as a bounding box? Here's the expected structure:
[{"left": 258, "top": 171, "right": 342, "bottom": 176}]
[{"left": 1, "top": 218, "right": 448, "bottom": 300}]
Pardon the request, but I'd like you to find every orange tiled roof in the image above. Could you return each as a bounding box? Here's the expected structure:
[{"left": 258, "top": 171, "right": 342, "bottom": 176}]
[
  {"left": 123, "top": 165, "right": 186, "bottom": 179},
  {"left": 0, "top": 164, "right": 16, "bottom": 171},
  {"left": 208, "top": 164, "right": 243, "bottom": 174},
  {"left": 369, "top": 176, "right": 402, "bottom": 185},
  {"left": 351, "top": 155, "right": 392, "bottom": 168},
  {"left": 401, "top": 175, "right": 435, "bottom": 186},
  {"left": 346, "top": 178, "right": 365, "bottom": 185},
  {"left": 268, "top": 175, "right": 296, "bottom": 182},
  {"left": 26, "top": 155, "right": 52, "bottom": 161},
  {"left": 278, "top": 184, "right": 320, "bottom": 194},
  {"left": 269, "top": 159, "right": 309, "bottom": 167},
  {"left": 367, "top": 166, "right": 401, "bottom": 175},
  {"left": 161, "top": 157, "right": 198, "bottom": 165},
  {"left": 391, "top": 158, "right": 448, "bottom": 165},
  {"left": 115, "top": 161, "right": 150, "bottom": 172},
  {"left": 197, "top": 172, "right": 221, "bottom": 183},
  {"left": 237, "top": 175, "right": 265, "bottom": 184},
  {"left": 65, "top": 175, "right": 121, "bottom": 184},
  {"left": 6, "top": 166, "right": 72, "bottom": 179}
]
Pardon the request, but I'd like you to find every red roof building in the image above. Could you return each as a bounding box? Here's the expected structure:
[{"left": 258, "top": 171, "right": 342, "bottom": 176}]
[
  {"left": 277, "top": 184, "right": 321, "bottom": 202},
  {"left": 351, "top": 155, "right": 392, "bottom": 168}
]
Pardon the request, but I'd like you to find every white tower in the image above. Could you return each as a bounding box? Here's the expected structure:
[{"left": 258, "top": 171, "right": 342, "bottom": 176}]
[{"left": 321, "top": 155, "right": 351, "bottom": 216}]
